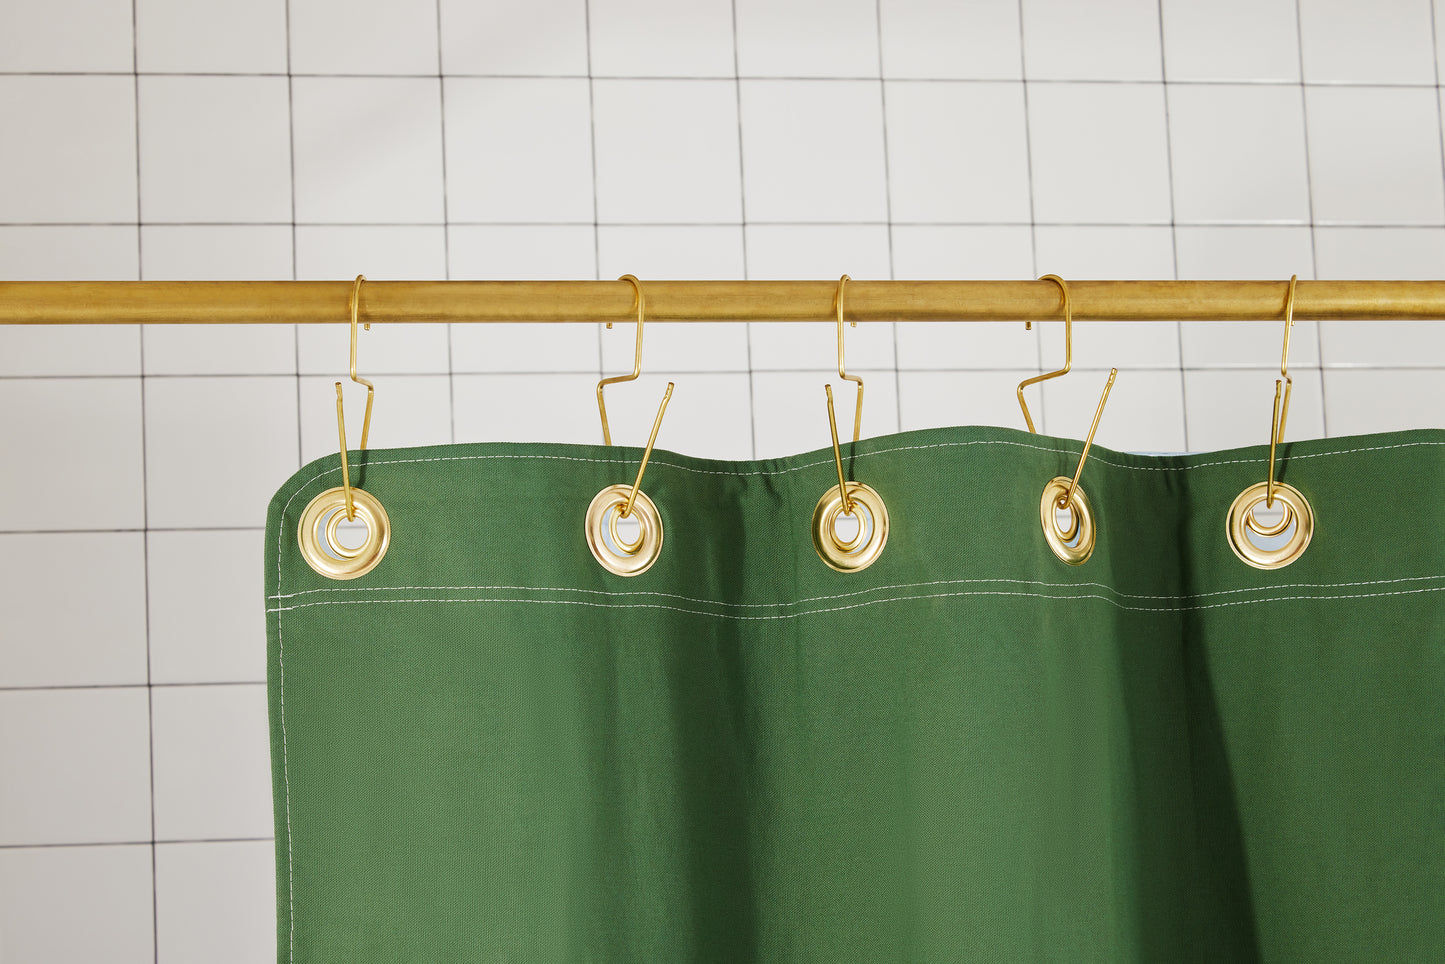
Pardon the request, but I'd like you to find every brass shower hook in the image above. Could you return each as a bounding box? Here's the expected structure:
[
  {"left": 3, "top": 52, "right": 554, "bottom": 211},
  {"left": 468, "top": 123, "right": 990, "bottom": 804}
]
[
  {"left": 295, "top": 274, "right": 390, "bottom": 580},
  {"left": 813, "top": 276, "right": 888, "bottom": 573},
  {"left": 1226, "top": 275, "right": 1315, "bottom": 569},
  {"left": 587, "top": 274, "right": 675, "bottom": 576}
]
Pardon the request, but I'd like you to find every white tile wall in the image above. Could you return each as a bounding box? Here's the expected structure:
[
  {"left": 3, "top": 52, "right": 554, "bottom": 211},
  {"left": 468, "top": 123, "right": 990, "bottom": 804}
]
[{"left": 6, "top": 1, "right": 1445, "bottom": 957}]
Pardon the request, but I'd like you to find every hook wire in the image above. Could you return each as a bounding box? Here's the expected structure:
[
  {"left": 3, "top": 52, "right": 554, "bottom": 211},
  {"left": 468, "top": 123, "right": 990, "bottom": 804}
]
[
  {"left": 336, "top": 274, "right": 374, "bottom": 520},
  {"left": 598, "top": 274, "right": 645, "bottom": 446},
  {"left": 836, "top": 275, "right": 864, "bottom": 443},
  {"left": 1017, "top": 274, "right": 1073, "bottom": 434}
]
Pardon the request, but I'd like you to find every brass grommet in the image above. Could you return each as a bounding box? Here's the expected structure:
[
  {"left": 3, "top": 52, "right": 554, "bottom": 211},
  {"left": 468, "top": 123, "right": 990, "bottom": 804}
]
[
  {"left": 1227, "top": 481, "right": 1313, "bottom": 570},
  {"left": 811, "top": 482, "right": 889, "bottom": 572},
  {"left": 1040, "top": 476, "right": 1096, "bottom": 565},
  {"left": 586, "top": 483, "right": 663, "bottom": 576},
  {"left": 297, "top": 486, "right": 390, "bottom": 580}
]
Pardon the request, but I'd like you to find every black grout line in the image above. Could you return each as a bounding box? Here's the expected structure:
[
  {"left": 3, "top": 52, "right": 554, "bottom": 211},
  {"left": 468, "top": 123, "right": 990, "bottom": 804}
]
[
  {"left": 0, "top": 363, "right": 1425, "bottom": 389},
  {"left": 1294, "top": 0, "right": 1328, "bottom": 439},
  {"left": 283, "top": 0, "right": 302, "bottom": 475},
  {"left": 126, "top": 5, "right": 160, "bottom": 958},
  {"left": 4, "top": 69, "right": 1443, "bottom": 88},
  {"left": 435, "top": 0, "right": 456, "bottom": 445},
  {"left": 874, "top": 0, "right": 903, "bottom": 435},
  {"left": 1, "top": 681, "right": 266, "bottom": 692},
  {"left": 582, "top": 0, "right": 605, "bottom": 389},
  {"left": 9, "top": 218, "right": 1445, "bottom": 229},
  {"left": 1016, "top": 0, "right": 1047, "bottom": 433},
  {"left": 0, "top": 837, "right": 276, "bottom": 851},
  {"left": 1155, "top": 1, "right": 1189, "bottom": 453},
  {"left": 729, "top": 0, "right": 758, "bottom": 460}
]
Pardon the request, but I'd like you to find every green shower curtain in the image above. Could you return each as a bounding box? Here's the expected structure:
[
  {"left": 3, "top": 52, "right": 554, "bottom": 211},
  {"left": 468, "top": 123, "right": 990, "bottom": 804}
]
[{"left": 265, "top": 425, "right": 1443, "bottom": 963}]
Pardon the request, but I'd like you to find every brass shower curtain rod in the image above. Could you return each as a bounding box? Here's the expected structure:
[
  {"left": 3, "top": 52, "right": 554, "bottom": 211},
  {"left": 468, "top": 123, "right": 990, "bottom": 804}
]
[{"left": 2, "top": 279, "right": 1443, "bottom": 325}]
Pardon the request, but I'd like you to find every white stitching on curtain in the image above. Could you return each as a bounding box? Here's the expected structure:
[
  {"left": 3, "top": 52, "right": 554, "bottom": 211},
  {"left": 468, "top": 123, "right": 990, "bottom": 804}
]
[
  {"left": 266, "top": 572, "right": 1445, "bottom": 608},
  {"left": 266, "top": 582, "right": 1445, "bottom": 619}
]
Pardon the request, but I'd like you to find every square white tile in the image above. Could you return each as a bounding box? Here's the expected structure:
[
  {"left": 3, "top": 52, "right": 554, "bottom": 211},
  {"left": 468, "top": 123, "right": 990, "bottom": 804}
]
[
  {"left": 0, "top": 226, "right": 140, "bottom": 376},
  {"left": 0, "top": 378, "right": 144, "bottom": 531},
  {"left": 1306, "top": 87, "right": 1445, "bottom": 226},
  {"left": 1185, "top": 368, "right": 1326, "bottom": 452},
  {"left": 1315, "top": 227, "right": 1445, "bottom": 367},
  {"left": 593, "top": 80, "right": 742, "bottom": 224},
  {"left": 1040, "top": 368, "right": 1186, "bottom": 453},
  {"left": 442, "top": 78, "right": 594, "bottom": 223},
  {"left": 1323, "top": 369, "right": 1445, "bottom": 435},
  {"left": 0, "top": 533, "right": 147, "bottom": 688},
  {"left": 0, "top": 688, "right": 152, "bottom": 845},
  {"left": 891, "top": 225, "right": 1038, "bottom": 370},
  {"left": 1298, "top": 0, "right": 1436, "bottom": 84},
  {"left": 1160, "top": 0, "right": 1300, "bottom": 82},
  {"left": 739, "top": 80, "right": 889, "bottom": 223},
  {"left": 155, "top": 841, "right": 275, "bottom": 964},
  {"left": 289, "top": 0, "right": 438, "bottom": 74},
  {"left": 136, "top": 0, "right": 287, "bottom": 73},
  {"left": 453, "top": 373, "right": 603, "bottom": 444},
  {"left": 0, "top": 76, "right": 137, "bottom": 223},
  {"left": 879, "top": 0, "right": 1022, "bottom": 80},
  {"left": 1027, "top": 83, "right": 1172, "bottom": 224},
  {"left": 1032, "top": 226, "right": 1181, "bottom": 369},
  {"left": 294, "top": 226, "right": 451, "bottom": 375},
  {"left": 1174, "top": 227, "right": 1320, "bottom": 369},
  {"left": 439, "top": 0, "right": 589, "bottom": 75},
  {"left": 141, "top": 225, "right": 296, "bottom": 375},
  {"left": 593, "top": 372, "right": 753, "bottom": 460},
  {"left": 885, "top": 81, "right": 1031, "bottom": 223},
  {"left": 751, "top": 370, "right": 900, "bottom": 460},
  {"left": 0, "top": 0, "right": 135, "bottom": 71},
  {"left": 0, "top": 845, "right": 155, "bottom": 964},
  {"left": 138, "top": 76, "right": 292, "bottom": 224},
  {"left": 589, "top": 0, "right": 735, "bottom": 77},
  {"left": 149, "top": 530, "right": 268, "bottom": 685},
  {"left": 899, "top": 369, "right": 1039, "bottom": 432},
  {"left": 144, "top": 376, "right": 299, "bottom": 529},
  {"left": 151, "top": 684, "right": 272, "bottom": 841},
  {"left": 448, "top": 224, "right": 601, "bottom": 373},
  {"left": 1021, "top": 0, "right": 1161, "bottom": 81},
  {"left": 1168, "top": 84, "right": 1310, "bottom": 225},
  {"left": 597, "top": 225, "right": 749, "bottom": 373},
  {"left": 292, "top": 77, "right": 445, "bottom": 224},
  {"left": 743, "top": 225, "right": 895, "bottom": 370},
  {"left": 299, "top": 373, "right": 453, "bottom": 465},
  {"left": 735, "top": 0, "right": 880, "bottom": 77}
]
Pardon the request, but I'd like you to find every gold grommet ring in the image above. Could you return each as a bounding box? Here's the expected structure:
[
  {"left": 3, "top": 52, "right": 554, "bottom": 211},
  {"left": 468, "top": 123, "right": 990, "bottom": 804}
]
[
  {"left": 812, "top": 482, "right": 889, "bottom": 572},
  {"left": 1040, "top": 476, "right": 1096, "bottom": 565},
  {"left": 1227, "top": 481, "right": 1313, "bottom": 569},
  {"left": 586, "top": 483, "right": 663, "bottom": 576},
  {"left": 297, "top": 486, "right": 390, "bottom": 580}
]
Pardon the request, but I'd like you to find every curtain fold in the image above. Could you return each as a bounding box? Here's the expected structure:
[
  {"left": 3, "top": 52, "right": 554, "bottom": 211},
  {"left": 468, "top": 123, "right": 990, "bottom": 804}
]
[{"left": 266, "top": 425, "right": 1444, "bottom": 963}]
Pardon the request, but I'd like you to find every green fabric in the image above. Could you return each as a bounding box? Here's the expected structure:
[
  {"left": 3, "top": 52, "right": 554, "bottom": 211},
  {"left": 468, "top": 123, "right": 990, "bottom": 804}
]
[{"left": 265, "top": 425, "right": 1444, "bottom": 963}]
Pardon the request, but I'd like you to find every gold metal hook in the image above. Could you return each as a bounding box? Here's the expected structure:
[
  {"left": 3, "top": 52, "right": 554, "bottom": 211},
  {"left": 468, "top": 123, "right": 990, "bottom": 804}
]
[
  {"left": 597, "top": 274, "right": 645, "bottom": 446},
  {"left": 1017, "top": 274, "right": 1073, "bottom": 433},
  {"left": 1060, "top": 369, "right": 1118, "bottom": 510},
  {"left": 620, "top": 382, "right": 674, "bottom": 519},
  {"left": 336, "top": 275, "right": 375, "bottom": 520},
  {"left": 1266, "top": 275, "right": 1298, "bottom": 507},
  {"left": 824, "top": 384, "right": 854, "bottom": 514},
  {"left": 835, "top": 275, "right": 864, "bottom": 444}
]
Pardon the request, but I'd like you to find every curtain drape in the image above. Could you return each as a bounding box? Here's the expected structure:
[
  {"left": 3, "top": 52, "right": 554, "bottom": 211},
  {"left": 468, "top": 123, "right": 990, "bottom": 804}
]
[{"left": 265, "top": 425, "right": 1444, "bottom": 963}]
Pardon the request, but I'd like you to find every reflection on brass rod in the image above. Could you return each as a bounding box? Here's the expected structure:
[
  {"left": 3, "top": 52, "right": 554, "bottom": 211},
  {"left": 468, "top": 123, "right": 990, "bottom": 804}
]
[{"left": 5, "top": 280, "right": 1445, "bottom": 325}]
